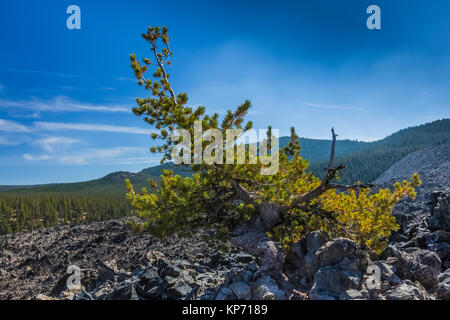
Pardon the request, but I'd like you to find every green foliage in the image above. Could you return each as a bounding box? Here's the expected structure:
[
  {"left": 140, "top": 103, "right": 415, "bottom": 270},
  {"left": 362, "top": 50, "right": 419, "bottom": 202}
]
[
  {"left": 0, "top": 194, "right": 132, "bottom": 235},
  {"left": 126, "top": 26, "right": 422, "bottom": 254}
]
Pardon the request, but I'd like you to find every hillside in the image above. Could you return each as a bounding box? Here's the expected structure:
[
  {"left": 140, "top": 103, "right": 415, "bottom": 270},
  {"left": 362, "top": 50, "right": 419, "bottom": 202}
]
[
  {"left": 308, "top": 119, "right": 450, "bottom": 183},
  {"left": 279, "top": 136, "right": 370, "bottom": 163},
  {"left": 1, "top": 163, "right": 190, "bottom": 198}
]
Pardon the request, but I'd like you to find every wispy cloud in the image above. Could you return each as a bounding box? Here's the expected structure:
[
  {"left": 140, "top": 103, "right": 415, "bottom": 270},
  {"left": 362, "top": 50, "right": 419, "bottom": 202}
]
[
  {"left": 23, "top": 147, "right": 157, "bottom": 165},
  {"left": 23, "top": 154, "right": 52, "bottom": 161},
  {"left": 99, "top": 87, "right": 117, "bottom": 91},
  {"left": 0, "top": 119, "right": 30, "bottom": 132},
  {"left": 302, "top": 102, "right": 366, "bottom": 112},
  {"left": 8, "top": 111, "right": 41, "bottom": 119},
  {"left": 34, "top": 136, "right": 80, "bottom": 153},
  {"left": 34, "top": 121, "right": 151, "bottom": 135},
  {"left": 0, "top": 135, "right": 31, "bottom": 146},
  {"left": 115, "top": 76, "right": 136, "bottom": 82},
  {"left": 0, "top": 96, "right": 130, "bottom": 113},
  {"left": 9, "top": 68, "right": 83, "bottom": 78}
]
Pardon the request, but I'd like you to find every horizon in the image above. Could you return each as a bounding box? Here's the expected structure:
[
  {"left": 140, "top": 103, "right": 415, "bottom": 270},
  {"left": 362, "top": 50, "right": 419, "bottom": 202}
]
[
  {"left": 1, "top": 0, "right": 450, "bottom": 184},
  {"left": 2, "top": 117, "right": 449, "bottom": 186}
]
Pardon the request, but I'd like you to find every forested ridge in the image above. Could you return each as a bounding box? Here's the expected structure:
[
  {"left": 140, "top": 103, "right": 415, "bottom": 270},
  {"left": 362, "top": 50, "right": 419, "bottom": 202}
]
[{"left": 309, "top": 119, "right": 450, "bottom": 183}]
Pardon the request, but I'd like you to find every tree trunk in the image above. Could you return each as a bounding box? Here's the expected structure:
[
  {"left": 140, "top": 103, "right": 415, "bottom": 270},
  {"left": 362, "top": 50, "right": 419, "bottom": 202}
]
[
  {"left": 229, "top": 200, "right": 285, "bottom": 276},
  {"left": 230, "top": 209, "right": 295, "bottom": 297},
  {"left": 230, "top": 221, "right": 282, "bottom": 276}
]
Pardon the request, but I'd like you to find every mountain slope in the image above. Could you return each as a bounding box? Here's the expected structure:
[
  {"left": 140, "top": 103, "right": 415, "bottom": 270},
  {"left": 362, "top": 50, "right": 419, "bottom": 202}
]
[
  {"left": 375, "top": 143, "right": 450, "bottom": 206},
  {"left": 308, "top": 119, "right": 450, "bottom": 183},
  {"left": 279, "top": 136, "right": 370, "bottom": 163}
]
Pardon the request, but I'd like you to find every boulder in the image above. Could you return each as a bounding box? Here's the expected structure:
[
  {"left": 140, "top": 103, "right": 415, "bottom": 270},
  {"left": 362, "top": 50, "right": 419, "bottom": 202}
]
[
  {"left": 383, "top": 280, "right": 426, "bottom": 300},
  {"left": 316, "top": 238, "right": 369, "bottom": 270},
  {"left": 252, "top": 275, "right": 286, "bottom": 300},
  {"left": 229, "top": 281, "right": 252, "bottom": 300},
  {"left": 309, "top": 257, "right": 364, "bottom": 300},
  {"left": 429, "top": 189, "right": 450, "bottom": 231},
  {"left": 107, "top": 284, "right": 139, "bottom": 300},
  {"left": 375, "top": 261, "right": 402, "bottom": 287},
  {"left": 235, "top": 253, "right": 253, "bottom": 264},
  {"left": 165, "top": 280, "right": 195, "bottom": 299},
  {"left": 136, "top": 277, "right": 167, "bottom": 299},
  {"left": 306, "top": 231, "right": 329, "bottom": 254},
  {"left": 161, "top": 265, "right": 181, "bottom": 277},
  {"left": 382, "top": 246, "right": 441, "bottom": 289},
  {"left": 215, "top": 286, "right": 235, "bottom": 300},
  {"left": 436, "top": 270, "right": 450, "bottom": 300}
]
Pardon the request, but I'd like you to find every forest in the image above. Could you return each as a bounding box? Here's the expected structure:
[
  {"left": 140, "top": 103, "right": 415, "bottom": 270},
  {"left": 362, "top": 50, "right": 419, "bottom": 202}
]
[{"left": 0, "top": 195, "right": 131, "bottom": 235}]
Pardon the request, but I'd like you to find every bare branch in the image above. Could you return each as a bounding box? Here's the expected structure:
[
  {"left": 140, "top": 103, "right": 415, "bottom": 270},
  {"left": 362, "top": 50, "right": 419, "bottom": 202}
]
[
  {"left": 288, "top": 127, "right": 360, "bottom": 210},
  {"left": 328, "top": 127, "right": 337, "bottom": 169},
  {"left": 230, "top": 180, "right": 260, "bottom": 204},
  {"left": 328, "top": 183, "right": 377, "bottom": 190}
]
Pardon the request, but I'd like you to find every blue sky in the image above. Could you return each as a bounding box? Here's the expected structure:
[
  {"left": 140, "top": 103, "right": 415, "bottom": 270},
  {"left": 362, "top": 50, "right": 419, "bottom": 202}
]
[{"left": 0, "top": 0, "right": 449, "bottom": 184}]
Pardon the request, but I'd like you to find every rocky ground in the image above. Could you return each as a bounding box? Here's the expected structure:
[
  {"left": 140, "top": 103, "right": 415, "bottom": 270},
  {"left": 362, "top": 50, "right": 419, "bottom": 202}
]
[
  {"left": 0, "top": 144, "right": 449, "bottom": 300},
  {"left": 0, "top": 219, "right": 264, "bottom": 300}
]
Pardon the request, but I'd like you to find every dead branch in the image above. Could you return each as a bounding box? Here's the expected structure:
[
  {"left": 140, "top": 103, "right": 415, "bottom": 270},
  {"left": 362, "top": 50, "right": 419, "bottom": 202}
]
[
  {"left": 288, "top": 128, "right": 374, "bottom": 210},
  {"left": 328, "top": 127, "right": 337, "bottom": 169}
]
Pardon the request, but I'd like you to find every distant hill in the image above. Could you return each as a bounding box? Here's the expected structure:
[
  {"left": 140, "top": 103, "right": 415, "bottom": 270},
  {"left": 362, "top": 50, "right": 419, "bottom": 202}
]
[
  {"left": 1, "top": 119, "right": 449, "bottom": 196},
  {"left": 279, "top": 136, "right": 370, "bottom": 164},
  {"left": 308, "top": 119, "right": 450, "bottom": 183},
  {"left": 1, "top": 163, "right": 188, "bottom": 198},
  {"left": 0, "top": 139, "right": 367, "bottom": 197}
]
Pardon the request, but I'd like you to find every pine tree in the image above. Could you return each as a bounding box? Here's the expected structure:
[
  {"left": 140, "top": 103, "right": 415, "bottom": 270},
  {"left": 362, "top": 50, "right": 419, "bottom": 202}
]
[{"left": 125, "top": 26, "right": 422, "bottom": 281}]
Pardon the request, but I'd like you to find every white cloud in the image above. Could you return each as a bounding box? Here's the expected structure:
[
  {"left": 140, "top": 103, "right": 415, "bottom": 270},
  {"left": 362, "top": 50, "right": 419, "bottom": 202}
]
[
  {"left": 34, "top": 122, "right": 151, "bottom": 135},
  {"left": 34, "top": 136, "right": 80, "bottom": 153},
  {"left": 0, "top": 119, "right": 30, "bottom": 132},
  {"left": 22, "top": 147, "right": 157, "bottom": 165},
  {"left": 9, "top": 68, "right": 83, "bottom": 78},
  {"left": 302, "top": 102, "right": 366, "bottom": 112},
  {"left": 115, "top": 76, "right": 136, "bottom": 82},
  {"left": 23, "top": 154, "right": 52, "bottom": 161},
  {"left": 0, "top": 135, "right": 31, "bottom": 146},
  {"left": 0, "top": 96, "right": 130, "bottom": 113}
]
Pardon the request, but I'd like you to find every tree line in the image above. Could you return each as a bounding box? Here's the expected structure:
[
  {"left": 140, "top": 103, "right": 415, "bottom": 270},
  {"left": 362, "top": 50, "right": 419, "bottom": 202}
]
[{"left": 0, "top": 195, "right": 132, "bottom": 235}]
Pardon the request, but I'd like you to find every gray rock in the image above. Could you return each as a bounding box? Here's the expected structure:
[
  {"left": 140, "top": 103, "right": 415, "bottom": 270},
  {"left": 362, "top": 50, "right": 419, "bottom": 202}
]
[
  {"left": 383, "top": 280, "right": 426, "bottom": 300},
  {"left": 235, "top": 253, "right": 253, "bottom": 264},
  {"left": 229, "top": 281, "right": 252, "bottom": 300},
  {"left": 436, "top": 270, "right": 450, "bottom": 300},
  {"left": 429, "top": 189, "right": 450, "bottom": 231},
  {"left": 215, "top": 286, "right": 235, "bottom": 300},
  {"left": 165, "top": 280, "right": 194, "bottom": 299},
  {"left": 252, "top": 275, "right": 286, "bottom": 300},
  {"left": 303, "top": 252, "right": 319, "bottom": 280},
  {"left": 162, "top": 265, "right": 181, "bottom": 277},
  {"left": 316, "top": 238, "right": 369, "bottom": 270},
  {"left": 306, "top": 231, "right": 329, "bottom": 254},
  {"left": 382, "top": 246, "right": 441, "bottom": 289},
  {"left": 136, "top": 278, "right": 167, "bottom": 299},
  {"left": 108, "top": 284, "right": 139, "bottom": 300},
  {"left": 431, "top": 230, "right": 450, "bottom": 243},
  {"left": 309, "top": 264, "right": 362, "bottom": 300}
]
